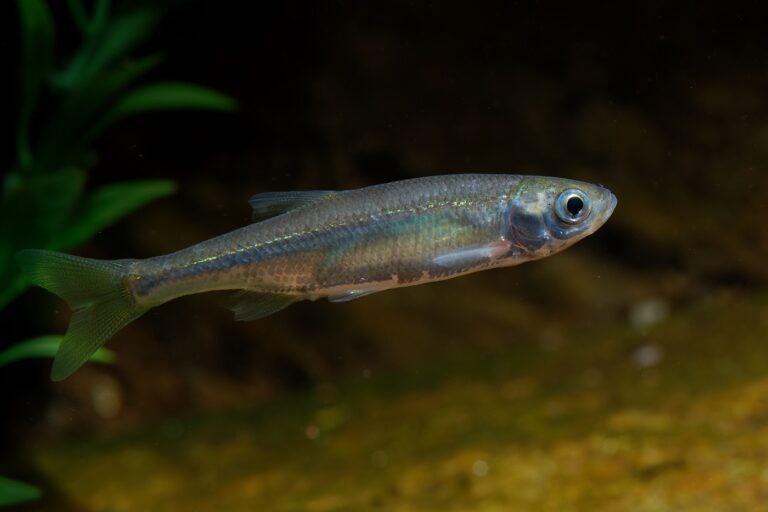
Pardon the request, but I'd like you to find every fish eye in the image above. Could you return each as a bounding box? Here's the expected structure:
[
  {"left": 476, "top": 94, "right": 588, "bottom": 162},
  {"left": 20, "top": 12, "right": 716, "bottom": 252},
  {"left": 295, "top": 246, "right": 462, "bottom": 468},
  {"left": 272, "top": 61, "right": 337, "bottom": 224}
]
[{"left": 555, "top": 189, "right": 591, "bottom": 224}]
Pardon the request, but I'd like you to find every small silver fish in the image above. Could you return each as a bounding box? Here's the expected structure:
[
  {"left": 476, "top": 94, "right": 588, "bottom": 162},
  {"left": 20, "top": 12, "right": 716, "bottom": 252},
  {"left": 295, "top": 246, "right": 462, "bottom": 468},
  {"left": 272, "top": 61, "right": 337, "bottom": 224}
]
[{"left": 18, "top": 174, "right": 616, "bottom": 380}]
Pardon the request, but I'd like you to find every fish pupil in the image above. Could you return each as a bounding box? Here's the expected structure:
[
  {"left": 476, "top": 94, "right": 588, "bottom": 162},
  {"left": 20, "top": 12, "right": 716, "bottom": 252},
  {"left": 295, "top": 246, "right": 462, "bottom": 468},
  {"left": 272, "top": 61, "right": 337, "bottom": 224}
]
[{"left": 566, "top": 196, "right": 584, "bottom": 216}]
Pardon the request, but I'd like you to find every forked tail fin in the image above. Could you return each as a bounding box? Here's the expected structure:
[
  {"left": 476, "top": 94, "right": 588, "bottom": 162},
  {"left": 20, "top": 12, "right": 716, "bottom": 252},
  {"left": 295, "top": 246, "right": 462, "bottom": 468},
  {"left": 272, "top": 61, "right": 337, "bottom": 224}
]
[{"left": 17, "top": 250, "right": 145, "bottom": 381}]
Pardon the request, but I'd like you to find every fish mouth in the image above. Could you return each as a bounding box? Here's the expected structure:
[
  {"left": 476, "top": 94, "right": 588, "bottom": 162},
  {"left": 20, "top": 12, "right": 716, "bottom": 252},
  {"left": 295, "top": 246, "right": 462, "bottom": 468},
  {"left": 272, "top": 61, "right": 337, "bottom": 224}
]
[
  {"left": 582, "top": 190, "right": 617, "bottom": 236},
  {"left": 605, "top": 192, "right": 618, "bottom": 219}
]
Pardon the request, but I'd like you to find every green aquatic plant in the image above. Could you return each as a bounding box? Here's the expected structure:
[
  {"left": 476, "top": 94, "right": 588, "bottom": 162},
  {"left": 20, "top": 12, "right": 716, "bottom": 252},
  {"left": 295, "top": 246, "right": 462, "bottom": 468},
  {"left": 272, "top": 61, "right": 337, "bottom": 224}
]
[
  {"left": 0, "top": 339, "right": 112, "bottom": 508},
  {"left": 0, "top": 335, "right": 114, "bottom": 369},
  {"left": 4, "top": 0, "right": 235, "bottom": 310},
  {"left": 1, "top": 0, "right": 234, "bottom": 505},
  {"left": 0, "top": 477, "right": 41, "bottom": 508}
]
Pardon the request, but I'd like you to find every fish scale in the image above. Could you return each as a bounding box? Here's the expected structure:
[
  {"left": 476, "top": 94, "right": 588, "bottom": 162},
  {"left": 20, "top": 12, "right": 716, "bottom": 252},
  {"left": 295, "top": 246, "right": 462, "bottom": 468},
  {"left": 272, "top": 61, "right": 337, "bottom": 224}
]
[{"left": 132, "top": 174, "right": 520, "bottom": 302}]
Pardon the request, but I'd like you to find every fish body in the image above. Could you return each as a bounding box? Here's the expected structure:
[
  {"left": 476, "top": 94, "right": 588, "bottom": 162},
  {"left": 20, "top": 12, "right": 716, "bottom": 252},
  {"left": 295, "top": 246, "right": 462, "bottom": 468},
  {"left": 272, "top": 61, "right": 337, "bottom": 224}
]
[{"left": 18, "top": 174, "right": 617, "bottom": 380}]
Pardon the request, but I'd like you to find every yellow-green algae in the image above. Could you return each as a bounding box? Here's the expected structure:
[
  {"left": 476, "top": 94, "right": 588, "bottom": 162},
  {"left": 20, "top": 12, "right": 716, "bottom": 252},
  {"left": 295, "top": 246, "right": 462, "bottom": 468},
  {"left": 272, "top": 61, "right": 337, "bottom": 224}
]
[{"left": 30, "top": 291, "right": 768, "bottom": 511}]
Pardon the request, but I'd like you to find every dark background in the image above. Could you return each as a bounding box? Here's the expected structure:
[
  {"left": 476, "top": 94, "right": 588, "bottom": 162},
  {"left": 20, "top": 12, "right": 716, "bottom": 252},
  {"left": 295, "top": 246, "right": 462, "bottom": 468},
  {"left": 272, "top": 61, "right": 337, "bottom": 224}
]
[{"left": 3, "top": 0, "right": 767, "bottom": 472}]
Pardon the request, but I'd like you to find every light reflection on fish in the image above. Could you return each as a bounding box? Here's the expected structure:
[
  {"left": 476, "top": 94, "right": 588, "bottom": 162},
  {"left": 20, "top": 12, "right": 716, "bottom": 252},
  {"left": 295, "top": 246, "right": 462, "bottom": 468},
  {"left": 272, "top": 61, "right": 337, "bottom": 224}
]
[{"left": 18, "top": 174, "right": 617, "bottom": 380}]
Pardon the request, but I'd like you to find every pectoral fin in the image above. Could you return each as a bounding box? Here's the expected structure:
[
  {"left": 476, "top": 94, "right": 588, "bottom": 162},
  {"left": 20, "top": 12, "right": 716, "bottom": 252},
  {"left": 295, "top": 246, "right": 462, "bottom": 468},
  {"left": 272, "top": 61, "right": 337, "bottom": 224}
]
[{"left": 432, "top": 246, "right": 497, "bottom": 268}]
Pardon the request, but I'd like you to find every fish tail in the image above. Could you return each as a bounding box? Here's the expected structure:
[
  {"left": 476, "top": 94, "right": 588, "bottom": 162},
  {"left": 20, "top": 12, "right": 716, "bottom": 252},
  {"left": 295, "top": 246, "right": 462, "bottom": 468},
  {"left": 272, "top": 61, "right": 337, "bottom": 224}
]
[{"left": 17, "top": 249, "right": 145, "bottom": 381}]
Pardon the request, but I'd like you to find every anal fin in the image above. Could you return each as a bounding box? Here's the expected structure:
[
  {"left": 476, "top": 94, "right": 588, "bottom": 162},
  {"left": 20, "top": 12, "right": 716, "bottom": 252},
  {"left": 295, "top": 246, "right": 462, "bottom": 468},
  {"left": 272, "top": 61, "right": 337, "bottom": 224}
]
[{"left": 229, "top": 291, "right": 298, "bottom": 321}]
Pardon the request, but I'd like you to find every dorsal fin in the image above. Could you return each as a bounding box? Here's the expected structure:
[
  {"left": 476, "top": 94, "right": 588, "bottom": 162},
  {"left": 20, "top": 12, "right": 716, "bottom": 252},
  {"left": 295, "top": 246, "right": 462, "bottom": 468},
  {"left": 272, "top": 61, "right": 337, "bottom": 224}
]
[{"left": 249, "top": 190, "right": 334, "bottom": 221}]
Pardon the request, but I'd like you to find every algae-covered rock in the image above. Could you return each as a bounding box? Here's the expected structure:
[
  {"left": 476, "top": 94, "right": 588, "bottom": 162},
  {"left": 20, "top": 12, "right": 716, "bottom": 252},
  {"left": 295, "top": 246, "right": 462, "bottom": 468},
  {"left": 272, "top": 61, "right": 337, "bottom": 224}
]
[{"left": 28, "top": 293, "right": 768, "bottom": 511}]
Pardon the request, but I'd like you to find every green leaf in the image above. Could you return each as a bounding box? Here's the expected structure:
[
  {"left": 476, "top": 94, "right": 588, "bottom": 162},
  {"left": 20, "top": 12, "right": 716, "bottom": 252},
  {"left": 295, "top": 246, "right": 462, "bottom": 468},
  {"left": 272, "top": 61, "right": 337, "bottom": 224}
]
[
  {"left": 0, "top": 335, "right": 115, "bottom": 369},
  {"left": 49, "top": 179, "right": 176, "bottom": 250},
  {"left": 34, "top": 54, "right": 163, "bottom": 173},
  {"left": 0, "top": 476, "right": 41, "bottom": 507},
  {"left": 0, "top": 168, "right": 86, "bottom": 244},
  {"left": 57, "top": 5, "right": 161, "bottom": 91},
  {"left": 0, "top": 168, "right": 86, "bottom": 309},
  {"left": 66, "top": 0, "right": 90, "bottom": 34},
  {"left": 66, "top": 0, "right": 109, "bottom": 36},
  {"left": 0, "top": 168, "right": 86, "bottom": 253},
  {"left": 100, "top": 81, "right": 237, "bottom": 127},
  {"left": 17, "top": 0, "right": 55, "bottom": 170},
  {"left": 84, "top": 6, "right": 160, "bottom": 81}
]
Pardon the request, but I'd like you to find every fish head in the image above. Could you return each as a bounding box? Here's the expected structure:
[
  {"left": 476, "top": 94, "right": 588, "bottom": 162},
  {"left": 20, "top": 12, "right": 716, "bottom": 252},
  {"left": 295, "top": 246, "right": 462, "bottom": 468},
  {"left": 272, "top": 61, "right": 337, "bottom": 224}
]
[{"left": 503, "top": 176, "right": 617, "bottom": 259}]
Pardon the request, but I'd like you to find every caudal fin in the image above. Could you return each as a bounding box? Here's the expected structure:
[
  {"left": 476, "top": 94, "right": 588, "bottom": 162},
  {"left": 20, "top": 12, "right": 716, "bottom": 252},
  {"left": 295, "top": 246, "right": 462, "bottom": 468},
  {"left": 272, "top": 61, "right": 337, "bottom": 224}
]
[{"left": 17, "top": 250, "right": 144, "bottom": 381}]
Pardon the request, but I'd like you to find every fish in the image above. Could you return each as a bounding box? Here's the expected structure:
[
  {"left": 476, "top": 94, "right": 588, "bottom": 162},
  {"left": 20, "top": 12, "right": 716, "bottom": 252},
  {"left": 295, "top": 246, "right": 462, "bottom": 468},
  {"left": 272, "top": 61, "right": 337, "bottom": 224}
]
[{"left": 17, "top": 174, "right": 617, "bottom": 381}]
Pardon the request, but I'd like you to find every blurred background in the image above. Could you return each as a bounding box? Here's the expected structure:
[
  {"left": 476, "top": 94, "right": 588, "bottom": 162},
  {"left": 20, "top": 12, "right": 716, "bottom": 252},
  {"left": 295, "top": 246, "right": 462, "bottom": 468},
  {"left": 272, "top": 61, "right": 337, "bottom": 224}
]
[{"left": 2, "top": 1, "right": 768, "bottom": 510}]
